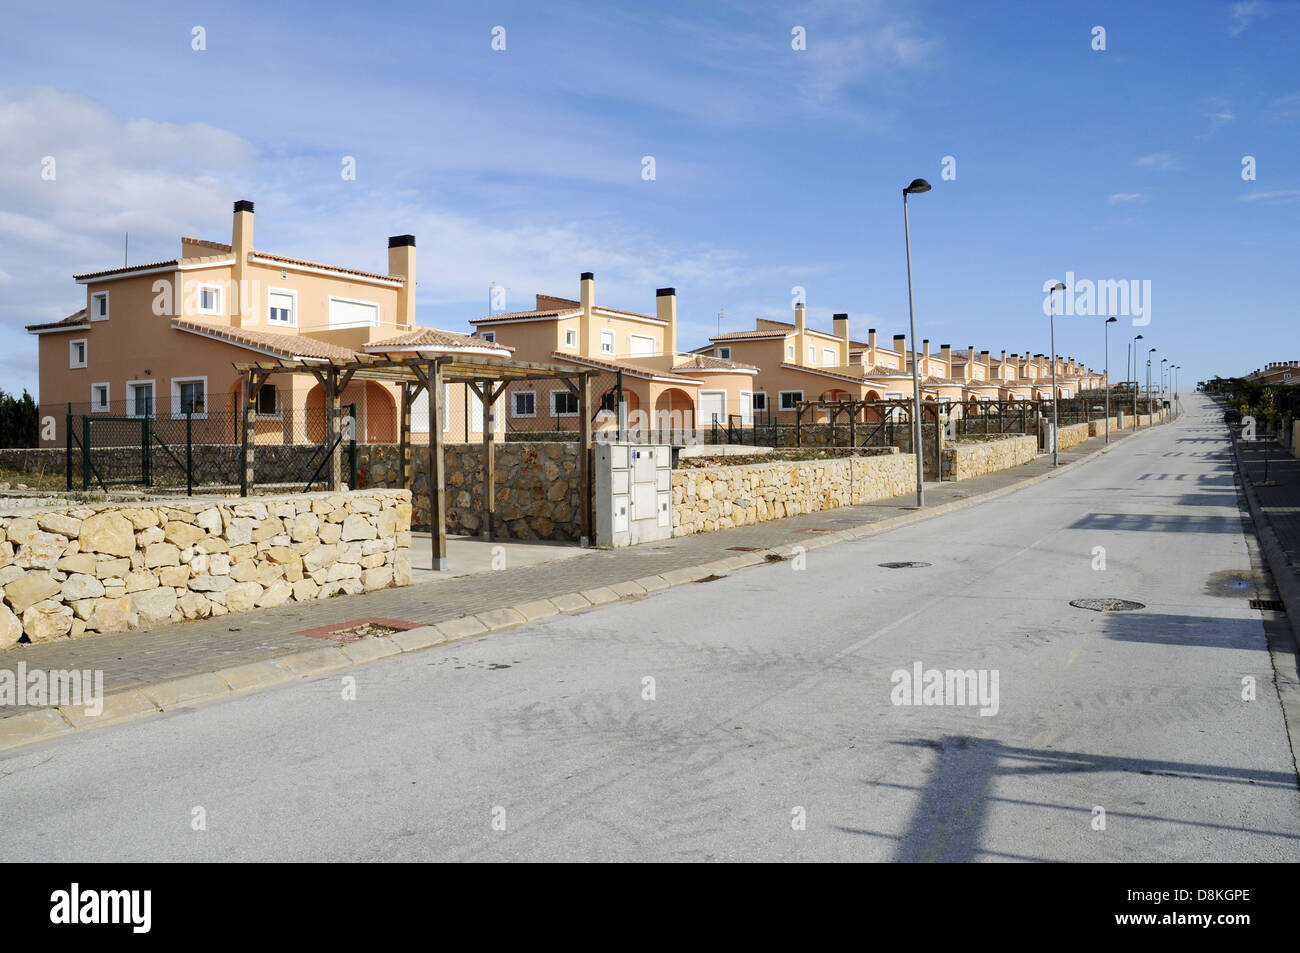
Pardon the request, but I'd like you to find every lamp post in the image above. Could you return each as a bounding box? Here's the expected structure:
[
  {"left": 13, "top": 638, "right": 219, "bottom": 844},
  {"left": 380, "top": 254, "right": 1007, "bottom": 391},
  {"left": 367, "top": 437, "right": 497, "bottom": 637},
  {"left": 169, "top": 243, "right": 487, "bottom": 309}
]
[
  {"left": 902, "top": 177, "right": 931, "bottom": 506},
  {"left": 1160, "top": 359, "right": 1168, "bottom": 417},
  {"left": 1174, "top": 366, "right": 1180, "bottom": 415},
  {"left": 1147, "top": 347, "right": 1156, "bottom": 423},
  {"left": 1105, "top": 317, "right": 1117, "bottom": 442},
  {"left": 1131, "top": 333, "right": 1143, "bottom": 429},
  {"left": 1048, "top": 281, "right": 1066, "bottom": 465}
]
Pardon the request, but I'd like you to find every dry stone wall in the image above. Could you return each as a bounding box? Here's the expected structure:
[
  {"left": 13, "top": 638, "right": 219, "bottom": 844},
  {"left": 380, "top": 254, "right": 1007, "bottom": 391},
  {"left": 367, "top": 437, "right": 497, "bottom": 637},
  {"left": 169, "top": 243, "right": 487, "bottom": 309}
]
[
  {"left": 0, "top": 489, "right": 411, "bottom": 647},
  {"left": 942, "top": 435, "right": 1038, "bottom": 481},
  {"left": 671, "top": 452, "right": 914, "bottom": 536}
]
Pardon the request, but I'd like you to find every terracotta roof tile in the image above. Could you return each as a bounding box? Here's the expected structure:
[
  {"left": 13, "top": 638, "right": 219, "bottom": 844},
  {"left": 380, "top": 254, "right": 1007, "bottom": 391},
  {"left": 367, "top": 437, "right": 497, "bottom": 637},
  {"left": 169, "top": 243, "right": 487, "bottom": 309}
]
[
  {"left": 471, "top": 306, "right": 581, "bottom": 324},
  {"left": 25, "top": 309, "right": 89, "bottom": 332},
  {"left": 548, "top": 351, "right": 696, "bottom": 383},
  {"left": 171, "top": 318, "right": 359, "bottom": 361},
  {"left": 672, "top": 354, "right": 758, "bottom": 372},
  {"left": 367, "top": 327, "right": 514, "bottom": 352},
  {"left": 250, "top": 250, "right": 401, "bottom": 283},
  {"left": 710, "top": 328, "right": 790, "bottom": 341}
]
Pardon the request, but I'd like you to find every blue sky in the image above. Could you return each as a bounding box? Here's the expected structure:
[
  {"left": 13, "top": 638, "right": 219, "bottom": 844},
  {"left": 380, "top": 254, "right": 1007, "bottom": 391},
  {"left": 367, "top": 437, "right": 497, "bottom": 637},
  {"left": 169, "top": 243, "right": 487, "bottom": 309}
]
[{"left": 1, "top": 0, "right": 1297, "bottom": 401}]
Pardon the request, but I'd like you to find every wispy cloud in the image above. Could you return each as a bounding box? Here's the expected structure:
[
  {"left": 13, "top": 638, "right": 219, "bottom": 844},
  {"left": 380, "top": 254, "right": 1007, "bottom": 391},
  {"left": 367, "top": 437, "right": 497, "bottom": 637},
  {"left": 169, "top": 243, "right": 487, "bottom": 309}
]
[
  {"left": 1107, "top": 192, "right": 1147, "bottom": 205},
  {"left": 1238, "top": 189, "right": 1300, "bottom": 204},
  {"left": 1229, "top": 0, "right": 1267, "bottom": 36},
  {"left": 1201, "top": 96, "right": 1235, "bottom": 137},
  {"left": 1135, "top": 152, "right": 1181, "bottom": 171},
  {"left": 1266, "top": 91, "right": 1300, "bottom": 120}
]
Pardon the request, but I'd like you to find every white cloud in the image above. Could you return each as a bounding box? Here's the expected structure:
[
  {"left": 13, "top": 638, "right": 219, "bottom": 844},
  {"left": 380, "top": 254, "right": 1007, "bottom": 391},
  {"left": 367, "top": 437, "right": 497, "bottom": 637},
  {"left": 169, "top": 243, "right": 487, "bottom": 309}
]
[
  {"left": 1107, "top": 192, "right": 1146, "bottom": 205},
  {"left": 1135, "top": 152, "right": 1181, "bottom": 171},
  {"left": 1238, "top": 190, "right": 1300, "bottom": 204},
  {"left": 1229, "top": 0, "right": 1266, "bottom": 36}
]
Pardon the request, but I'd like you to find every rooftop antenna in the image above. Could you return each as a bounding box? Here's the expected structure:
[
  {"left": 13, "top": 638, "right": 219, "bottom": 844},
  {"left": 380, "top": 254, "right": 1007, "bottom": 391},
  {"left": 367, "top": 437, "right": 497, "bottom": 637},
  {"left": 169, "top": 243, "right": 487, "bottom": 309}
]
[
  {"left": 717, "top": 308, "right": 725, "bottom": 335},
  {"left": 124, "top": 232, "right": 128, "bottom": 267}
]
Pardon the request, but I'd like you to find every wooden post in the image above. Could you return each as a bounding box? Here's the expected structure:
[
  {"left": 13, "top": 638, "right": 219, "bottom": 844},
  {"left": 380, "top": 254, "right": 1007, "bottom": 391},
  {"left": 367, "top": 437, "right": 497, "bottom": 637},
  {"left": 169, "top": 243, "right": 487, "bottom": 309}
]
[
  {"left": 430, "top": 362, "right": 446, "bottom": 570},
  {"left": 397, "top": 381, "right": 414, "bottom": 489},
  {"left": 324, "top": 369, "right": 339, "bottom": 491},
  {"left": 472, "top": 379, "right": 506, "bottom": 541},
  {"left": 239, "top": 369, "right": 267, "bottom": 497},
  {"left": 579, "top": 372, "right": 593, "bottom": 546}
]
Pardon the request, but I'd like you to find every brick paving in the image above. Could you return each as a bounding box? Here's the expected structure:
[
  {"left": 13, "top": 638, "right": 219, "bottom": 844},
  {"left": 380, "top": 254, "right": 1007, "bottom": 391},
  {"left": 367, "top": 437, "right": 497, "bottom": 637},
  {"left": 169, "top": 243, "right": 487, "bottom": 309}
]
[{"left": 0, "top": 427, "right": 1145, "bottom": 714}]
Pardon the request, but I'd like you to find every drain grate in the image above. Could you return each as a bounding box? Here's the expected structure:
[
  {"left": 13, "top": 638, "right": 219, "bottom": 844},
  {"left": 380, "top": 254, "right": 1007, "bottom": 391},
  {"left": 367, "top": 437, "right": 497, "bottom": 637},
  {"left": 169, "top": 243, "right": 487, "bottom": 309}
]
[
  {"left": 1070, "top": 598, "right": 1145, "bottom": 612},
  {"left": 794, "top": 527, "right": 834, "bottom": 535},
  {"left": 878, "top": 561, "right": 932, "bottom": 569},
  {"left": 726, "top": 546, "right": 759, "bottom": 552},
  {"left": 1250, "top": 598, "right": 1286, "bottom": 612}
]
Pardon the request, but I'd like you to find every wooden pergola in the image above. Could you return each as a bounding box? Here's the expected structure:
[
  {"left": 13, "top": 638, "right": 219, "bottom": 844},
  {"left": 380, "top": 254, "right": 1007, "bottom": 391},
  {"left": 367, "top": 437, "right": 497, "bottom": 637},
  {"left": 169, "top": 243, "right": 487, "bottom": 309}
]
[{"left": 232, "top": 353, "right": 597, "bottom": 570}]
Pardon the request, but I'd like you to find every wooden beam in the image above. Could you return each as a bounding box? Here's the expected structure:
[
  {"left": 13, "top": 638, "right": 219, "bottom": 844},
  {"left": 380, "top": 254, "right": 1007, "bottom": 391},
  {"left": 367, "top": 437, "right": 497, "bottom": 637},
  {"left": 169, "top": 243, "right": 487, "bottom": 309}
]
[
  {"left": 238, "top": 369, "right": 269, "bottom": 497},
  {"left": 397, "top": 382, "right": 413, "bottom": 490}
]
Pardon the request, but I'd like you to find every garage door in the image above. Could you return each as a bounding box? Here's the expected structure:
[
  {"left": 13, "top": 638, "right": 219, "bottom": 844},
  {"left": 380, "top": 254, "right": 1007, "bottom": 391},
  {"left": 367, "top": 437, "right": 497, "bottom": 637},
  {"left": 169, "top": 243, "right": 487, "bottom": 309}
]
[
  {"left": 699, "top": 391, "right": 725, "bottom": 427},
  {"left": 328, "top": 297, "right": 379, "bottom": 329}
]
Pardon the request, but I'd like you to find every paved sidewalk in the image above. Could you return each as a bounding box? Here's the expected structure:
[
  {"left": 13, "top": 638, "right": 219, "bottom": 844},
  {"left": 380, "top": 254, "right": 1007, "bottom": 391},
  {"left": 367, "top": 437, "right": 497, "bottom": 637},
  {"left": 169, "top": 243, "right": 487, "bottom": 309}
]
[
  {"left": 0, "top": 423, "right": 1157, "bottom": 724},
  {"left": 1236, "top": 437, "right": 1300, "bottom": 570}
]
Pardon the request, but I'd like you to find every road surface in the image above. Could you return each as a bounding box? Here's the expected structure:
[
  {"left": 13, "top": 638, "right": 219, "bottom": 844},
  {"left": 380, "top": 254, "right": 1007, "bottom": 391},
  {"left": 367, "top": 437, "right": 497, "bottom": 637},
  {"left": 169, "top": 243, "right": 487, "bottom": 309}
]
[{"left": 2, "top": 393, "right": 1297, "bottom": 861}]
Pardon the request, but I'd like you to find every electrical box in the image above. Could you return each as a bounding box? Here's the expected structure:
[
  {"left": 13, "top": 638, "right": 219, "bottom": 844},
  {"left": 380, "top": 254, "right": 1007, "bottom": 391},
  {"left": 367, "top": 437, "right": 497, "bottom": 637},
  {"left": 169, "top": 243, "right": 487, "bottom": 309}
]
[{"left": 595, "top": 443, "right": 674, "bottom": 547}]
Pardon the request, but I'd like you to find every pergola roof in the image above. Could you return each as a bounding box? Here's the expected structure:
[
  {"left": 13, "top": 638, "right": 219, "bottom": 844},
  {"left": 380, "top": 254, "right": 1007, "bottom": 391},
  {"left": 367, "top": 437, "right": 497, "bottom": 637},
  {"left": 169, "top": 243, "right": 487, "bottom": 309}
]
[{"left": 232, "top": 351, "right": 597, "bottom": 385}]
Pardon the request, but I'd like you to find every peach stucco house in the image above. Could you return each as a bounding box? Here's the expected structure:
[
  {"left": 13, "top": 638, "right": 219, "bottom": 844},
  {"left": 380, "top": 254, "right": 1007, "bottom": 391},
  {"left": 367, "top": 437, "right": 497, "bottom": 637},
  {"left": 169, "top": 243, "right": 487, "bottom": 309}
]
[
  {"left": 28, "top": 201, "right": 509, "bottom": 446},
  {"left": 467, "top": 275, "right": 758, "bottom": 435}
]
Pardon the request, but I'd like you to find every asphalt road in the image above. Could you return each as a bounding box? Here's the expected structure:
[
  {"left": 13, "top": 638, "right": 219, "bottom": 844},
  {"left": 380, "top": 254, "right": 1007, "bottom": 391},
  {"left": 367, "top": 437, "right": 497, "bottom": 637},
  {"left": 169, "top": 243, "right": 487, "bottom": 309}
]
[{"left": 2, "top": 393, "right": 1297, "bottom": 862}]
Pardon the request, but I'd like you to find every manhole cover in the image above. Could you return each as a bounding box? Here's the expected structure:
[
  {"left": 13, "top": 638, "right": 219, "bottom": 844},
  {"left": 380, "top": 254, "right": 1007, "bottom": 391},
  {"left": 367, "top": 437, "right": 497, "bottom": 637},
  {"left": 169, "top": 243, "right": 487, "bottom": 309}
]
[
  {"left": 794, "top": 527, "right": 834, "bottom": 535},
  {"left": 1069, "top": 598, "right": 1145, "bottom": 612},
  {"left": 1250, "top": 598, "right": 1286, "bottom": 612},
  {"left": 878, "top": 561, "right": 932, "bottom": 569}
]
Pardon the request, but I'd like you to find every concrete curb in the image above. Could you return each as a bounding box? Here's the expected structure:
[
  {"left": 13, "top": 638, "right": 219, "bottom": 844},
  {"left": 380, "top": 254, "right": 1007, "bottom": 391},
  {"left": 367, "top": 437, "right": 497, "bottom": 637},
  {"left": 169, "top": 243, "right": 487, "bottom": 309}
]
[
  {"left": 1229, "top": 434, "right": 1300, "bottom": 650},
  {"left": 0, "top": 423, "right": 1161, "bottom": 754}
]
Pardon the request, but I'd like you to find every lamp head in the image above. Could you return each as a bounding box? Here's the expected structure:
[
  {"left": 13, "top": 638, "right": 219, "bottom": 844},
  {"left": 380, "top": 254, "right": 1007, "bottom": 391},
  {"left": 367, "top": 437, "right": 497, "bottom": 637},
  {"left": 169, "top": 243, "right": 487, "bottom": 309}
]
[
  {"left": 1049, "top": 281, "right": 1067, "bottom": 292},
  {"left": 1106, "top": 316, "right": 1118, "bottom": 324},
  {"left": 904, "top": 178, "right": 932, "bottom": 195}
]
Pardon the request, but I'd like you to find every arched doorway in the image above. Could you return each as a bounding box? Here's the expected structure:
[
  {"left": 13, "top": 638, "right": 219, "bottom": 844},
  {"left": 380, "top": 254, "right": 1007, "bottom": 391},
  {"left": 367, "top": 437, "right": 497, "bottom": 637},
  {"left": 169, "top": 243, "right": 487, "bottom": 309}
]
[{"left": 654, "top": 387, "right": 694, "bottom": 436}]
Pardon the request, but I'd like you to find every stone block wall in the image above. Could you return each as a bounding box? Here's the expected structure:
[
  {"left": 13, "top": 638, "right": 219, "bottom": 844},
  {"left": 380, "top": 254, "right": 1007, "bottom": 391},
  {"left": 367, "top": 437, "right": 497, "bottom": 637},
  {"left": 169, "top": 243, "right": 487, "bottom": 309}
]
[
  {"left": 671, "top": 451, "right": 914, "bottom": 536},
  {"left": 0, "top": 489, "right": 411, "bottom": 646},
  {"left": 941, "top": 435, "right": 1038, "bottom": 481},
  {"left": 1056, "top": 422, "right": 1092, "bottom": 450}
]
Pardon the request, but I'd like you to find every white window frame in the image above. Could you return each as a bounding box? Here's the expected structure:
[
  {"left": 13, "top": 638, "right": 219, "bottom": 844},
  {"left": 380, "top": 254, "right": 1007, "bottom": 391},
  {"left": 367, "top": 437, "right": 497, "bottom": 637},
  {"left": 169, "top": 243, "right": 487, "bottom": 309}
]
[
  {"left": 197, "top": 283, "right": 224, "bottom": 316},
  {"left": 90, "top": 291, "right": 109, "bottom": 322},
  {"left": 738, "top": 390, "right": 753, "bottom": 426},
  {"left": 255, "top": 383, "right": 280, "bottom": 418},
  {"left": 126, "top": 379, "right": 156, "bottom": 419},
  {"left": 600, "top": 329, "right": 615, "bottom": 355},
  {"left": 267, "top": 287, "right": 297, "bottom": 327},
  {"left": 480, "top": 330, "right": 496, "bottom": 343},
  {"left": 551, "top": 389, "right": 579, "bottom": 417},
  {"left": 751, "top": 391, "right": 767, "bottom": 413},
  {"left": 171, "top": 376, "right": 209, "bottom": 419},
  {"left": 91, "top": 382, "right": 110, "bottom": 413},
  {"left": 629, "top": 333, "right": 655, "bottom": 357},
  {"left": 884, "top": 390, "right": 906, "bottom": 420},
  {"left": 698, "top": 390, "right": 727, "bottom": 426},
  {"left": 327, "top": 295, "right": 381, "bottom": 330},
  {"left": 787, "top": 344, "right": 795, "bottom": 359},
  {"left": 808, "top": 345, "right": 816, "bottom": 364},
  {"left": 717, "top": 346, "right": 731, "bottom": 360},
  {"left": 779, "top": 390, "right": 803, "bottom": 411},
  {"left": 512, "top": 389, "right": 537, "bottom": 418},
  {"left": 822, "top": 347, "right": 836, "bottom": 366},
  {"left": 69, "top": 338, "right": 87, "bottom": 369},
  {"left": 563, "top": 328, "right": 577, "bottom": 348}
]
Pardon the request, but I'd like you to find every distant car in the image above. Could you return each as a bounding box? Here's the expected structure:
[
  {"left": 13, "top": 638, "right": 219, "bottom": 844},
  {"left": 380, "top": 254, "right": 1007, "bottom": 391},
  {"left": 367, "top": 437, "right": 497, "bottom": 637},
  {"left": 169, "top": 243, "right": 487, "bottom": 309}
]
[{"left": 1224, "top": 409, "right": 1242, "bottom": 425}]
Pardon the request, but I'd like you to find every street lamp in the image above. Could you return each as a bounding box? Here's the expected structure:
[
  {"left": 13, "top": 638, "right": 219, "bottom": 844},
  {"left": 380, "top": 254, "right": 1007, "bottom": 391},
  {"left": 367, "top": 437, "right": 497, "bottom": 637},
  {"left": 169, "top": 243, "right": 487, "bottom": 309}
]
[
  {"left": 1131, "top": 333, "right": 1143, "bottom": 429},
  {"left": 902, "top": 177, "right": 931, "bottom": 506},
  {"left": 1147, "top": 347, "right": 1157, "bottom": 422},
  {"left": 1174, "top": 366, "right": 1180, "bottom": 414},
  {"left": 1048, "top": 281, "right": 1066, "bottom": 465},
  {"left": 1105, "top": 317, "right": 1117, "bottom": 442},
  {"left": 1160, "top": 359, "right": 1168, "bottom": 414}
]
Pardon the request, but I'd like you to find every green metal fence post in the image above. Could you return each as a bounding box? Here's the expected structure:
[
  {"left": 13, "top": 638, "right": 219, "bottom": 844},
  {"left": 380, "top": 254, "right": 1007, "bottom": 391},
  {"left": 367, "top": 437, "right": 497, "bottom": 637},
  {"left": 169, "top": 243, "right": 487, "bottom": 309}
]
[
  {"left": 65, "top": 410, "right": 72, "bottom": 492},
  {"left": 348, "top": 401, "right": 358, "bottom": 490},
  {"left": 81, "top": 416, "right": 90, "bottom": 490},
  {"left": 141, "top": 416, "right": 150, "bottom": 486},
  {"left": 186, "top": 409, "right": 193, "bottom": 496}
]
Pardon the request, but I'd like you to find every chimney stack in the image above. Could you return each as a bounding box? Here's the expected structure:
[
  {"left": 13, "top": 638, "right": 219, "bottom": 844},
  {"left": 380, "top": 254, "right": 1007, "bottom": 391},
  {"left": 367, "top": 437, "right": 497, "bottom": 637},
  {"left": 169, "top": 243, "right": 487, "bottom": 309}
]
[
  {"left": 833, "top": 313, "right": 849, "bottom": 365},
  {"left": 580, "top": 272, "right": 595, "bottom": 353},
  {"left": 388, "top": 235, "right": 416, "bottom": 328},
  {"left": 939, "top": 343, "right": 952, "bottom": 371},
  {"left": 232, "top": 200, "right": 254, "bottom": 327},
  {"left": 657, "top": 288, "right": 677, "bottom": 356},
  {"left": 894, "top": 334, "right": 907, "bottom": 366},
  {"left": 795, "top": 301, "right": 807, "bottom": 364}
]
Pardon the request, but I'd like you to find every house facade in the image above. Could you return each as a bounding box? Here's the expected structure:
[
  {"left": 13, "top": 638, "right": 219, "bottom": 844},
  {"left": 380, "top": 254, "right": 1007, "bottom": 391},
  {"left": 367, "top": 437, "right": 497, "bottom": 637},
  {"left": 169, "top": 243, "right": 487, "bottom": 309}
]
[{"left": 27, "top": 201, "right": 508, "bottom": 447}]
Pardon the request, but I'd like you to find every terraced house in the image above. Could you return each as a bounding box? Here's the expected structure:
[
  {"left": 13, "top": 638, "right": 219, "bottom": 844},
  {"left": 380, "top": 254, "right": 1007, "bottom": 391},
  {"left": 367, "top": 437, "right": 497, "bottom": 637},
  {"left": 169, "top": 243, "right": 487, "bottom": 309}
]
[
  {"left": 468, "top": 274, "right": 759, "bottom": 436},
  {"left": 27, "top": 201, "right": 508, "bottom": 446}
]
